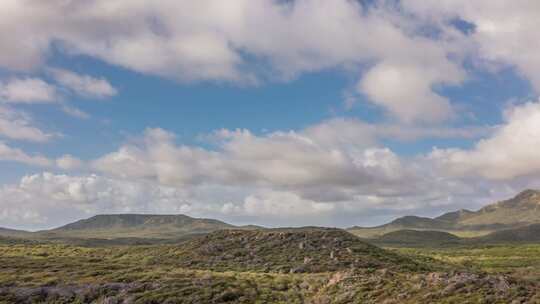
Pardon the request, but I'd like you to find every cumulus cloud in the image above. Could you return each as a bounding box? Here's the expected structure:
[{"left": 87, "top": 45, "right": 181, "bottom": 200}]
[
  {"left": 0, "top": 78, "right": 58, "bottom": 104},
  {"left": 1, "top": 169, "right": 526, "bottom": 230},
  {"left": 93, "top": 121, "right": 411, "bottom": 198},
  {"left": 0, "top": 0, "right": 465, "bottom": 122},
  {"left": 0, "top": 115, "right": 535, "bottom": 229},
  {"left": 49, "top": 68, "right": 117, "bottom": 99},
  {"left": 402, "top": 1, "right": 540, "bottom": 92},
  {"left": 0, "top": 106, "right": 56, "bottom": 142},
  {"left": 93, "top": 119, "right": 494, "bottom": 200},
  {"left": 359, "top": 60, "right": 463, "bottom": 123},
  {"left": 0, "top": 172, "right": 193, "bottom": 230},
  {"left": 430, "top": 101, "right": 540, "bottom": 180}
]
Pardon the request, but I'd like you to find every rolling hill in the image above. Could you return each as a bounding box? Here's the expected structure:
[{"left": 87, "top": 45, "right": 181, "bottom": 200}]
[{"left": 349, "top": 189, "right": 540, "bottom": 238}]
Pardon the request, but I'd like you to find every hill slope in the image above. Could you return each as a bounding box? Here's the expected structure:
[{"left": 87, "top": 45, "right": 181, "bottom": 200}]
[
  {"left": 0, "top": 227, "right": 32, "bottom": 238},
  {"left": 349, "top": 189, "right": 540, "bottom": 238},
  {"left": 473, "top": 224, "right": 540, "bottom": 244}
]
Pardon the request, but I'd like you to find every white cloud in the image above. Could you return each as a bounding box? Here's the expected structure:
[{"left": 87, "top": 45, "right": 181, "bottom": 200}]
[
  {"left": 402, "top": 1, "right": 540, "bottom": 92},
  {"left": 0, "top": 172, "right": 192, "bottom": 230},
  {"left": 56, "top": 154, "right": 83, "bottom": 170},
  {"left": 0, "top": 141, "right": 52, "bottom": 167},
  {"left": 0, "top": 106, "right": 56, "bottom": 142},
  {"left": 359, "top": 60, "right": 463, "bottom": 123},
  {"left": 0, "top": 0, "right": 465, "bottom": 122},
  {"left": 93, "top": 121, "right": 405, "bottom": 195},
  {"left": 49, "top": 68, "right": 117, "bottom": 99},
  {"left": 429, "top": 100, "right": 540, "bottom": 180},
  {"left": 0, "top": 78, "right": 58, "bottom": 104}
]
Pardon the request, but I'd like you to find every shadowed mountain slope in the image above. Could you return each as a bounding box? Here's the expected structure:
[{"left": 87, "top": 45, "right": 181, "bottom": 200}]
[
  {"left": 373, "top": 230, "right": 461, "bottom": 247},
  {"left": 472, "top": 224, "right": 540, "bottom": 244}
]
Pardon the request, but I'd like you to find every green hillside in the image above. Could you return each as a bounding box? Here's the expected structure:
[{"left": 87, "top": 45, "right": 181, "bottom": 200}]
[{"left": 373, "top": 230, "right": 461, "bottom": 247}]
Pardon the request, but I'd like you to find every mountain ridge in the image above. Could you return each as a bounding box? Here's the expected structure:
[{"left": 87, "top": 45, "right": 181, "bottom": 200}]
[{"left": 349, "top": 189, "right": 540, "bottom": 238}]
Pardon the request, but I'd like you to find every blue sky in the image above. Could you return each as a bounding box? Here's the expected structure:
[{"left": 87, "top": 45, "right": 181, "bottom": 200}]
[{"left": 1, "top": 1, "right": 540, "bottom": 230}]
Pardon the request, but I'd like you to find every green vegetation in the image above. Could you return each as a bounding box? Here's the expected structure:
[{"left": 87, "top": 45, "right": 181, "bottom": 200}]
[
  {"left": 2, "top": 229, "right": 540, "bottom": 303},
  {"left": 394, "top": 244, "right": 540, "bottom": 281}
]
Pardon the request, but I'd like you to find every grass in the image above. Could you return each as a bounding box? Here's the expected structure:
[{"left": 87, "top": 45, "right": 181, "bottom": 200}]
[{"left": 393, "top": 244, "right": 540, "bottom": 280}]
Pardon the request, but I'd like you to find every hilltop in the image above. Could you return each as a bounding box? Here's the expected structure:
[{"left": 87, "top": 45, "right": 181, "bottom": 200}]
[{"left": 349, "top": 189, "right": 540, "bottom": 238}]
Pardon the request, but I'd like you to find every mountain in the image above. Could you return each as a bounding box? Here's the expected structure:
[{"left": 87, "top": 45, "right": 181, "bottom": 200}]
[
  {"left": 349, "top": 189, "right": 540, "bottom": 238},
  {"left": 37, "top": 214, "right": 238, "bottom": 239},
  {"left": 0, "top": 214, "right": 260, "bottom": 242}
]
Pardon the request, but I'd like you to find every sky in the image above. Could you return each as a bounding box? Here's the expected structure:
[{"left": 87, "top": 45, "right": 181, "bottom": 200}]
[{"left": 1, "top": 0, "right": 540, "bottom": 230}]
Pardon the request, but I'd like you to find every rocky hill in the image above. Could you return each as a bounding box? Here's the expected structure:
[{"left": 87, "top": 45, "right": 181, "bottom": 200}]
[{"left": 156, "top": 228, "right": 425, "bottom": 273}]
